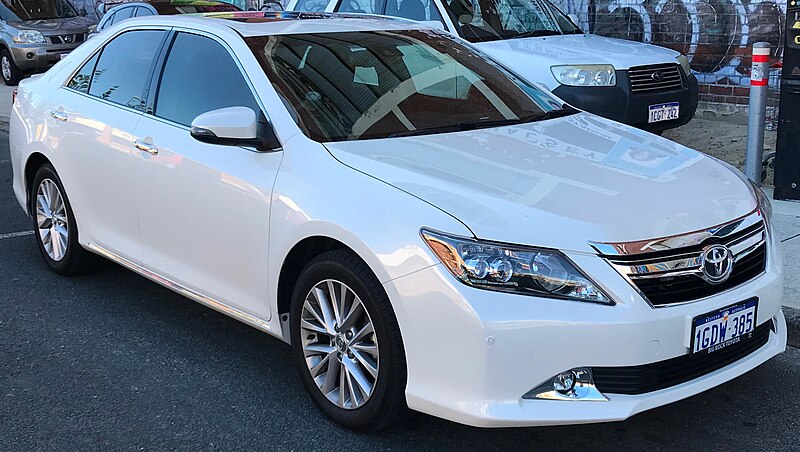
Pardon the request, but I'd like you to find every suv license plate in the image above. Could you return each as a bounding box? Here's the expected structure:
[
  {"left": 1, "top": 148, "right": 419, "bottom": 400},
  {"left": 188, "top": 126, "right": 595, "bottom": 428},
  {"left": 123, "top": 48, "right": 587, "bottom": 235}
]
[
  {"left": 691, "top": 299, "right": 758, "bottom": 354},
  {"left": 648, "top": 102, "right": 680, "bottom": 123}
]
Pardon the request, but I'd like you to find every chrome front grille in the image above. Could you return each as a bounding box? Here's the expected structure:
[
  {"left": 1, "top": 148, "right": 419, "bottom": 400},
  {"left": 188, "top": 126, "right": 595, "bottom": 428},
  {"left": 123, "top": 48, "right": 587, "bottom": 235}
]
[
  {"left": 591, "top": 210, "right": 767, "bottom": 307},
  {"left": 47, "top": 34, "right": 85, "bottom": 45},
  {"left": 628, "top": 63, "right": 683, "bottom": 92}
]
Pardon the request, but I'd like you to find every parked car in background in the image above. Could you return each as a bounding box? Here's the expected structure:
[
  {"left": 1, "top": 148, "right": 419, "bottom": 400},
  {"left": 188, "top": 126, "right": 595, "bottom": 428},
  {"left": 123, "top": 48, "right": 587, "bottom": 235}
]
[
  {"left": 10, "top": 12, "right": 784, "bottom": 432},
  {"left": 287, "top": 0, "right": 699, "bottom": 133},
  {"left": 92, "top": 0, "right": 241, "bottom": 35},
  {"left": 94, "top": 0, "right": 241, "bottom": 16},
  {"left": 0, "top": 0, "right": 96, "bottom": 85}
]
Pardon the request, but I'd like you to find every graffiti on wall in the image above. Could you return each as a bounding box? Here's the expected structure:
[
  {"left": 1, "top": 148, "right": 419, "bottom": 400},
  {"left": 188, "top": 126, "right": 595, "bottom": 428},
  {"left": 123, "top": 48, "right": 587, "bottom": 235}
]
[{"left": 558, "top": 0, "right": 787, "bottom": 87}]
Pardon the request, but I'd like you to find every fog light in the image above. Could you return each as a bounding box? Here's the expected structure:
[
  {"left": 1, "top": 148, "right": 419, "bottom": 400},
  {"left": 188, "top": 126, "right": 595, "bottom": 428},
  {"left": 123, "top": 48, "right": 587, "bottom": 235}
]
[
  {"left": 26, "top": 52, "right": 34, "bottom": 59},
  {"left": 523, "top": 367, "right": 607, "bottom": 401},
  {"left": 553, "top": 370, "right": 576, "bottom": 394}
]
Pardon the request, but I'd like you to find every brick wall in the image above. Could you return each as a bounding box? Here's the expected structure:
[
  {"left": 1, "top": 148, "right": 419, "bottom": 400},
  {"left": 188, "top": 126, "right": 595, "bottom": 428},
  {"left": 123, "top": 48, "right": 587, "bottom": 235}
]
[{"left": 553, "top": 0, "right": 787, "bottom": 126}]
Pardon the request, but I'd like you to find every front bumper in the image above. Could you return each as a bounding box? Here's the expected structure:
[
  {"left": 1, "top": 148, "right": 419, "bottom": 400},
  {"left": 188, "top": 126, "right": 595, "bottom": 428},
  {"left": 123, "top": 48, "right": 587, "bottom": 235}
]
[
  {"left": 385, "top": 229, "right": 784, "bottom": 427},
  {"left": 9, "top": 42, "right": 80, "bottom": 72},
  {"left": 552, "top": 72, "right": 699, "bottom": 133}
]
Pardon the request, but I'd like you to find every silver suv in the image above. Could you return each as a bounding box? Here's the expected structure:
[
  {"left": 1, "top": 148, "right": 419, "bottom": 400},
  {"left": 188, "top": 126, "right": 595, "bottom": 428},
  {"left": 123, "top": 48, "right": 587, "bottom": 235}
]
[{"left": 0, "top": 0, "right": 96, "bottom": 85}]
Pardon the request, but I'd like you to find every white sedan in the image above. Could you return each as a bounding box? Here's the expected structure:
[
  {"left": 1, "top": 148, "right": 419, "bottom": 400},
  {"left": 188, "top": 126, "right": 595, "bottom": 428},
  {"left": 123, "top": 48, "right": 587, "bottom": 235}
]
[{"left": 9, "top": 12, "right": 786, "bottom": 431}]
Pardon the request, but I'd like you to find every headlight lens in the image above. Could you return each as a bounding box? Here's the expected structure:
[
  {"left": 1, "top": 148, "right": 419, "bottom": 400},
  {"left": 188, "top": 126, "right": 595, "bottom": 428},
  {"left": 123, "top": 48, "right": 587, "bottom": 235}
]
[
  {"left": 421, "top": 229, "right": 612, "bottom": 304},
  {"left": 13, "top": 30, "right": 46, "bottom": 44},
  {"left": 676, "top": 55, "right": 692, "bottom": 75},
  {"left": 750, "top": 180, "right": 773, "bottom": 220},
  {"left": 551, "top": 65, "right": 616, "bottom": 87}
]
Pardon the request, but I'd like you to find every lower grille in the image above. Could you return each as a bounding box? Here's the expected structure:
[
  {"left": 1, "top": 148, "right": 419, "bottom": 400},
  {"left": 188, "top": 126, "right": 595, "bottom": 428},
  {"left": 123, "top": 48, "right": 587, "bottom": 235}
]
[{"left": 593, "top": 321, "right": 771, "bottom": 395}]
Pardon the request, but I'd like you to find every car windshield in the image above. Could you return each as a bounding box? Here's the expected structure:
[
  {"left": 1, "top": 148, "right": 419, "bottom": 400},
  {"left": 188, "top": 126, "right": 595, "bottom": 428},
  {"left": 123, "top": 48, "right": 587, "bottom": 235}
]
[
  {"left": 246, "top": 29, "right": 565, "bottom": 142},
  {"left": 443, "top": 0, "right": 581, "bottom": 43},
  {"left": 0, "top": 0, "right": 78, "bottom": 20}
]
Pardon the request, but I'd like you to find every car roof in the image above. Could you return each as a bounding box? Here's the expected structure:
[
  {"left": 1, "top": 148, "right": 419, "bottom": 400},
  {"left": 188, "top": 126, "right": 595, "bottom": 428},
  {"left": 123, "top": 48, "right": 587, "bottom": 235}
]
[{"left": 123, "top": 11, "right": 430, "bottom": 36}]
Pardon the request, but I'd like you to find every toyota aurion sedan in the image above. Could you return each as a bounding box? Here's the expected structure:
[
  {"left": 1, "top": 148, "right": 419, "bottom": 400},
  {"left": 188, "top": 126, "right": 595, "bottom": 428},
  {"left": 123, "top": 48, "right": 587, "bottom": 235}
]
[{"left": 9, "top": 12, "right": 785, "bottom": 431}]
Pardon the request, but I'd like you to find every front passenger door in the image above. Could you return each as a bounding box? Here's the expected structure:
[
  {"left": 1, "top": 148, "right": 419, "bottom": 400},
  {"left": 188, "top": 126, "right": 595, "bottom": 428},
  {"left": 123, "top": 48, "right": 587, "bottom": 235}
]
[{"left": 131, "top": 32, "right": 283, "bottom": 320}]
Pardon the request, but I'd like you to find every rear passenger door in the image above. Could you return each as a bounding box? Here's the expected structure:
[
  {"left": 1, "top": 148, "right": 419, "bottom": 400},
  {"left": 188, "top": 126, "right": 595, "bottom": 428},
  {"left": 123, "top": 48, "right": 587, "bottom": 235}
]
[
  {"left": 131, "top": 31, "right": 282, "bottom": 319},
  {"left": 47, "top": 28, "right": 168, "bottom": 263}
]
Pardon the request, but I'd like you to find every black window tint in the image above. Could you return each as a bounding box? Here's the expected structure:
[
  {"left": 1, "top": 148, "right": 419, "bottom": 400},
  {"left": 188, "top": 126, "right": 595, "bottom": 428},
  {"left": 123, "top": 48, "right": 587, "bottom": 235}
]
[
  {"left": 66, "top": 52, "right": 100, "bottom": 93},
  {"left": 89, "top": 30, "right": 165, "bottom": 110},
  {"left": 134, "top": 6, "right": 154, "bottom": 16},
  {"left": 155, "top": 32, "right": 259, "bottom": 126}
]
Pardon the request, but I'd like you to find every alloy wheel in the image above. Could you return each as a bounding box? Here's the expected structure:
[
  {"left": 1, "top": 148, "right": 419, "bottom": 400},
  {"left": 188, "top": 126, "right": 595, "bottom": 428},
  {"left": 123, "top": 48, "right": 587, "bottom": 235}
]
[
  {"left": 1, "top": 56, "right": 10, "bottom": 82},
  {"left": 35, "top": 178, "right": 69, "bottom": 261},
  {"left": 300, "top": 279, "right": 379, "bottom": 410}
]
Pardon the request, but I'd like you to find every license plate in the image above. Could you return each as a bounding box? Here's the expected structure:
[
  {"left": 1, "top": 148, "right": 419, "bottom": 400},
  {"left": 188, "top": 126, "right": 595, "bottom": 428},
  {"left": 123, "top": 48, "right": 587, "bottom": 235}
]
[
  {"left": 691, "top": 299, "right": 758, "bottom": 354},
  {"left": 59, "top": 52, "right": 69, "bottom": 60},
  {"left": 648, "top": 102, "right": 680, "bottom": 123}
]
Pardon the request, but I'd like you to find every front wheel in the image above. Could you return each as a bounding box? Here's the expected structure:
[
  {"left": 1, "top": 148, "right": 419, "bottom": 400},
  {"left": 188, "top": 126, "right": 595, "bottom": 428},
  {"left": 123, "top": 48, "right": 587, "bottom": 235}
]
[
  {"left": 290, "top": 249, "right": 407, "bottom": 431},
  {"left": 1, "top": 49, "right": 24, "bottom": 86}
]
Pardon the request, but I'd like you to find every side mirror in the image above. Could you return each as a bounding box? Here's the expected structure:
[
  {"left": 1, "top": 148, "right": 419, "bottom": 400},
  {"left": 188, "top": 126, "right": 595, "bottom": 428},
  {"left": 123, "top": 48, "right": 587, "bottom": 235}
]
[{"left": 190, "top": 106, "right": 281, "bottom": 151}]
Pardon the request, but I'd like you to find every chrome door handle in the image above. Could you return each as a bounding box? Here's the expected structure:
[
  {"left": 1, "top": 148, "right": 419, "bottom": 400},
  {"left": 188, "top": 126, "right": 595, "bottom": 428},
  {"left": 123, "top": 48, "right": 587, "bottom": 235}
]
[
  {"left": 134, "top": 139, "right": 159, "bottom": 155},
  {"left": 50, "top": 110, "right": 67, "bottom": 122}
]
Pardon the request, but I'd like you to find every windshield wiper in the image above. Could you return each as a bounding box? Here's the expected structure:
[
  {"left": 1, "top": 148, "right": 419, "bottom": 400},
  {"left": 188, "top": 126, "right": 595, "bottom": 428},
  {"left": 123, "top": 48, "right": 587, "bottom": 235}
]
[
  {"left": 387, "top": 106, "right": 579, "bottom": 138},
  {"left": 512, "top": 30, "right": 562, "bottom": 39}
]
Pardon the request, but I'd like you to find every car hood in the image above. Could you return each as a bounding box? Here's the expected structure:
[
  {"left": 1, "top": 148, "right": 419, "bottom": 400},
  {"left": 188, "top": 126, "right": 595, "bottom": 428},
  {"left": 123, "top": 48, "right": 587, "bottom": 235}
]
[
  {"left": 6, "top": 17, "right": 95, "bottom": 33},
  {"left": 323, "top": 113, "right": 756, "bottom": 253},
  {"left": 474, "top": 33, "right": 680, "bottom": 72}
]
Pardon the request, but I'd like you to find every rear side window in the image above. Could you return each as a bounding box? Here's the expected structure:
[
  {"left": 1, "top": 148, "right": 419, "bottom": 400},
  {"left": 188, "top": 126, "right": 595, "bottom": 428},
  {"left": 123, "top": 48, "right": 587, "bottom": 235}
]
[
  {"left": 66, "top": 52, "right": 100, "bottom": 93},
  {"left": 154, "top": 32, "right": 260, "bottom": 126},
  {"left": 134, "top": 6, "right": 154, "bottom": 16},
  {"left": 112, "top": 5, "right": 136, "bottom": 22},
  {"left": 337, "top": 0, "right": 384, "bottom": 13},
  {"left": 98, "top": 12, "right": 115, "bottom": 30},
  {"left": 292, "top": 0, "right": 329, "bottom": 11},
  {"left": 88, "top": 30, "right": 166, "bottom": 110}
]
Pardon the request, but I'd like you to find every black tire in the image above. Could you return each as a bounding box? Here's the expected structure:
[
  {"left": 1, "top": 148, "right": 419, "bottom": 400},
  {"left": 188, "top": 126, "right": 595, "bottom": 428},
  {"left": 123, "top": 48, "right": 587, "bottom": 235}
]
[
  {"left": 1, "top": 48, "right": 24, "bottom": 86},
  {"left": 290, "top": 249, "right": 407, "bottom": 432},
  {"left": 30, "top": 164, "right": 100, "bottom": 275}
]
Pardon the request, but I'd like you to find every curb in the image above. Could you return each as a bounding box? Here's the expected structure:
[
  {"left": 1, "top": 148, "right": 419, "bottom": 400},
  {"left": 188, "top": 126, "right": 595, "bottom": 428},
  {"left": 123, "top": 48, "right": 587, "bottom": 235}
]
[{"left": 784, "top": 306, "right": 800, "bottom": 348}]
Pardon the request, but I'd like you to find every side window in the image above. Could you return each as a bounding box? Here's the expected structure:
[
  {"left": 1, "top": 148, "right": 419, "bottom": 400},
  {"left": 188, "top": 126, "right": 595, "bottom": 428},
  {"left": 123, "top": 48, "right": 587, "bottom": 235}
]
[
  {"left": 293, "top": 0, "right": 328, "bottom": 11},
  {"left": 386, "top": 0, "right": 444, "bottom": 23},
  {"left": 337, "top": 0, "right": 383, "bottom": 14},
  {"left": 154, "top": 32, "right": 260, "bottom": 126},
  {"left": 134, "top": 6, "right": 154, "bottom": 16},
  {"left": 89, "top": 30, "right": 165, "bottom": 110},
  {"left": 113, "top": 5, "right": 136, "bottom": 22},
  {"left": 66, "top": 52, "right": 100, "bottom": 93}
]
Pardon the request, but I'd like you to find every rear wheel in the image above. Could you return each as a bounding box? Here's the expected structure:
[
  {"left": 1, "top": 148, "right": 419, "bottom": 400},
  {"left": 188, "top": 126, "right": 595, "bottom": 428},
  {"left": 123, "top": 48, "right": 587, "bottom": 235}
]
[
  {"left": 30, "top": 164, "right": 99, "bottom": 275},
  {"left": 1, "top": 49, "right": 24, "bottom": 86},
  {"left": 290, "top": 249, "right": 407, "bottom": 431}
]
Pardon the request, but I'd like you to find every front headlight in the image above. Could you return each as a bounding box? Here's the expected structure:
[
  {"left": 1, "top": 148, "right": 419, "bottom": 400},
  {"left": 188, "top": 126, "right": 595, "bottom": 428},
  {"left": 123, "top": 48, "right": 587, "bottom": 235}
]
[
  {"left": 13, "top": 30, "right": 46, "bottom": 44},
  {"left": 550, "top": 65, "right": 616, "bottom": 87},
  {"left": 750, "top": 180, "right": 773, "bottom": 220},
  {"left": 676, "top": 55, "right": 692, "bottom": 75},
  {"left": 421, "top": 229, "right": 612, "bottom": 304}
]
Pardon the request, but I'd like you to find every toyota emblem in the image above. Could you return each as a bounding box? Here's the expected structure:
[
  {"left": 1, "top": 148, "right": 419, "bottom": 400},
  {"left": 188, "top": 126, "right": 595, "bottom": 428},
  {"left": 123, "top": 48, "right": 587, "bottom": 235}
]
[{"left": 700, "top": 244, "right": 733, "bottom": 284}]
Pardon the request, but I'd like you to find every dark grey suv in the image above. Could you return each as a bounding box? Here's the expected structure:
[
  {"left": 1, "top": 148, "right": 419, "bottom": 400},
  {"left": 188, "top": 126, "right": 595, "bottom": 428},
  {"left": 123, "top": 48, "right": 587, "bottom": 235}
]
[{"left": 0, "top": 0, "right": 96, "bottom": 85}]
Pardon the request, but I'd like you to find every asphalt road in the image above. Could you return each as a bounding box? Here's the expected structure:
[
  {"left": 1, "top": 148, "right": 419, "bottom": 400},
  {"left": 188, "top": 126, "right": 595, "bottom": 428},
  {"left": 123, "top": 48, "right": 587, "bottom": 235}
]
[{"left": 2, "top": 133, "right": 799, "bottom": 451}]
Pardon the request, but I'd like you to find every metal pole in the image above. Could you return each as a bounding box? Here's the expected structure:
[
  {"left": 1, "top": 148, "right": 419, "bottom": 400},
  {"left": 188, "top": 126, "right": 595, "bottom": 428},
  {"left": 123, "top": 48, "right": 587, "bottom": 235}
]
[{"left": 745, "top": 42, "right": 771, "bottom": 186}]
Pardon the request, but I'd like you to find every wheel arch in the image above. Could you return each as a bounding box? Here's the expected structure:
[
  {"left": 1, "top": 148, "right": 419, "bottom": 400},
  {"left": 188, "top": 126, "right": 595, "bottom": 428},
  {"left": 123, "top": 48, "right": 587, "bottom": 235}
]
[{"left": 23, "top": 152, "right": 52, "bottom": 215}]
